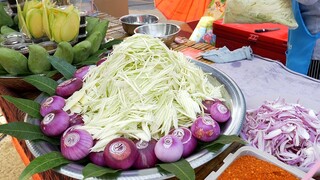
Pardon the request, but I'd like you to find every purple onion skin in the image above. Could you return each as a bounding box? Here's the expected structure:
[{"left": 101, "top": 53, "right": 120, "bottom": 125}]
[
  {"left": 73, "top": 65, "right": 92, "bottom": 80},
  {"left": 61, "top": 128, "right": 93, "bottom": 161},
  {"left": 103, "top": 137, "right": 138, "bottom": 170},
  {"left": 40, "top": 110, "right": 70, "bottom": 137},
  {"left": 69, "top": 113, "right": 84, "bottom": 126},
  {"left": 191, "top": 115, "right": 221, "bottom": 142},
  {"left": 96, "top": 57, "right": 107, "bottom": 66},
  {"left": 40, "top": 96, "right": 65, "bottom": 117},
  {"left": 132, "top": 139, "right": 158, "bottom": 169},
  {"left": 89, "top": 151, "right": 107, "bottom": 167},
  {"left": 170, "top": 127, "right": 198, "bottom": 158},
  {"left": 210, "top": 102, "right": 231, "bottom": 123},
  {"left": 154, "top": 135, "right": 183, "bottom": 163},
  {"left": 202, "top": 100, "right": 215, "bottom": 113},
  {"left": 56, "top": 78, "right": 83, "bottom": 98},
  {"left": 202, "top": 99, "right": 222, "bottom": 113}
]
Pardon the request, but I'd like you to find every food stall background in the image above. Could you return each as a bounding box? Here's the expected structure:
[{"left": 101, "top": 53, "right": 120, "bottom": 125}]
[{"left": 0, "top": 0, "right": 181, "bottom": 179}]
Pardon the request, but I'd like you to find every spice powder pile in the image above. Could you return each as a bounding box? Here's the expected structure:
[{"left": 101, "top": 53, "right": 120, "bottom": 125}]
[{"left": 218, "top": 155, "right": 299, "bottom": 180}]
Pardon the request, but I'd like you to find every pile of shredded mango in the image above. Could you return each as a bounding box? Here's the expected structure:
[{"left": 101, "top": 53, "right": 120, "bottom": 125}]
[{"left": 64, "top": 34, "right": 224, "bottom": 152}]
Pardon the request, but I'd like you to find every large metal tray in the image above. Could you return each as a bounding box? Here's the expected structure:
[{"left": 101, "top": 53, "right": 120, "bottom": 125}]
[{"left": 25, "top": 60, "right": 246, "bottom": 179}]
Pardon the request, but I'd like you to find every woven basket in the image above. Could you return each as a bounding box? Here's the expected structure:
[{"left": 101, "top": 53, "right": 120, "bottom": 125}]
[{"left": 0, "top": 73, "right": 62, "bottom": 92}]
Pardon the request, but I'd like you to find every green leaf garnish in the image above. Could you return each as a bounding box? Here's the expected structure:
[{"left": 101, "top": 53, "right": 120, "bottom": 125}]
[
  {"left": 82, "top": 163, "right": 119, "bottom": 179},
  {"left": 45, "top": 70, "right": 59, "bottom": 78},
  {"left": 0, "top": 122, "right": 59, "bottom": 145},
  {"left": 199, "top": 135, "right": 246, "bottom": 152},
  {"left": 75, "top": 52, "right": 101, "bottom": 66},
  {"left": 75, "top": 39, "right": 123, "bottom": 66},
  {"left": 48, "top": 56, "right": 76, "bottom": 79},
  {"left": 19, "top": 152, "right": 69, "bottom": 180},
  {"left": 23, "top": 75, "right": 58, "bottom": 96},
  {"left": 100, "top": 39, "right": 122, "bottom": 49},
  {"left": 2, "top": 95, "right": 41, "bottom": 119},
  {"left": 158, "top": 159, "right": 195, "bottom": 180}
]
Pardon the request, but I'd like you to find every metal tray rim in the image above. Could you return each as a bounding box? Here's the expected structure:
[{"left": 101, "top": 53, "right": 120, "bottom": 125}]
[{"left": 25, "top": 59, "right": 246, "bottom": 179}]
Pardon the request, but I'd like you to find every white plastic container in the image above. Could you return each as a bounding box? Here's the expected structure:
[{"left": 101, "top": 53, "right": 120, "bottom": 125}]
[{"left": 205, "top": 146, "right": 313, "bottom": 180}]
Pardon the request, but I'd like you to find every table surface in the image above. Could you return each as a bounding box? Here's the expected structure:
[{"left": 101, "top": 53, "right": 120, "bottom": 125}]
[
  {"left": 1, "top": 13, "right": 318, "bottom": 180},
  {"left": 0, "top": 13, "right": 235, "bottom": 180}
]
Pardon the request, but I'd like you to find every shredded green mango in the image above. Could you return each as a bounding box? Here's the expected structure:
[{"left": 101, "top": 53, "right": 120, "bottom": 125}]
[
  {"left": 64, "top": 34, "right": 224, "bottom": 152},
  {"left": 223, "top": 0, "right": 298, "bottom": 29}
]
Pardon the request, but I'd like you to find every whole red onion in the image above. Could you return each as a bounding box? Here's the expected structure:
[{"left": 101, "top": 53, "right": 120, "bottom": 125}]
[
  {"left": 40, "top": 96, "right": 65, "bottom": 117},
  {"left": 96, "top": 57, "right": 107, "bottom": 66},
  {"left": 202, "top": 99, "right": 215, "bottom": 113},
  {"left": 56, "top": 78, "right": 83, "bottom": 98},
  {"left": 103, "top": 137, "right": 138, "bottom": 170},
  {"left": 210, "top": 102, "right": 231, "bottom": 123},
  {"left": 154, "top": 135, "right": 183, "bottom": 163},
  {"left": 73, "top": 65, "right": 92, "bottom": 80},
  {"left": 170, "top": 127, "right": 197, "bottom": 157},
  {"left": 69, "top": 113, "right": 84, "bottom": 126},
  {"left": 40, "top": 110, "right": 70, "bottom": 136},
  {"left": 132, "top": 139, "right": 158, "bottom": 169},
  {"left": 191, "top": 115, "right": 221, "bottom": 142},
  {"left": 60, "top": 128, "right": 93, "bottom": 161},
  {"left": 89, "top": 151, "right": 107, "bottom": 167}
]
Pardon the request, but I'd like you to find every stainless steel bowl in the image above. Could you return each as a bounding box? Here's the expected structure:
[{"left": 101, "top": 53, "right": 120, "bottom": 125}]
[
  {"left": 25, "top": 59, "right": 246, "bottom": 180},
  {"left": 119, "top": 14, "right": 159, "bottom": 35},
  {"left": 134, "top": 23, "right": 181, "bottom": 46}
]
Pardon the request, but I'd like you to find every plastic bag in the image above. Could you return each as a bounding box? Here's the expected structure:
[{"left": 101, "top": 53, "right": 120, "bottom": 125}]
[
  {"left": 223, "top": 0, "right": 298, "bottom": 29},
  {"left": 189, "top": 0, "right": 226, "bottom": 44}
]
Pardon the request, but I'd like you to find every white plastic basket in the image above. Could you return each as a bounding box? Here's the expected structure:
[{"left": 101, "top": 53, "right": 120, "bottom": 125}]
[{"left": 205, "top": 146, "right": 312, "bottom": 180}]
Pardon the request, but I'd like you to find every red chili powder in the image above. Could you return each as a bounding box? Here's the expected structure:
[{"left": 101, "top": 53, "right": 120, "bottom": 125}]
[{"left": 218, "top": 155, "right": 299, "bottom": 180}]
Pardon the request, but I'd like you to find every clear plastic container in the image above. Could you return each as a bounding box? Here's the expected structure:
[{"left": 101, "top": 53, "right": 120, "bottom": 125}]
[{"left": 205, "top": 146, "right": 312, "bottom": 180}]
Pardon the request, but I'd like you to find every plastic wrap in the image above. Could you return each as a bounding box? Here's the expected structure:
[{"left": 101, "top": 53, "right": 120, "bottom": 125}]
[{"left": 223, "top": 0, "right": 298, "bottom": 28}]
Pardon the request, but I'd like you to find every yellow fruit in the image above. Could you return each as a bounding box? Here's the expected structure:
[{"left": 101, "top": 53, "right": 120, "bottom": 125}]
[
  {"left": 26, "top": 8, "right": 44, "bottom": 38},
  {"left": 16, "top": 0, "right": 31, "bottom": 38},
  {"left": 42, "top": 0, "right": 51, "bottom": 40},
  {"left": 60, "top": 10, "right": 79, "bottom": 42},
  {"left": 51, "top": 13, "right": 67, "bottom": 42},
  {"left": 23, "top": 0, "right": 39, "bottom": 18}
]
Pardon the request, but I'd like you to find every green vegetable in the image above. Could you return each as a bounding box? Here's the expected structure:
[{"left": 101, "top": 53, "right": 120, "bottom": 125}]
[
  {"left": 0, "top": 47, "right": 30, "bottom": 75},
  {"left": 28, "top": 44, "right": 51, "bottom": 74},
  {"left": 0, "top": 35, "right": 4, "bottom": 43},
  {"left": 53, "top": 41, "right": 74, "bottom": 64},
  {"left": 199, "top": 135, "right": 246, "bottom": 151},
  {"left": 23, "top": 75, "right": 58, "bottom": 96},
  {"left": 82, "top": 163, "right": 119, "bottom": 179},
  {"left": 0, "top": 3, "right": 14, "bottom": 27},
  {"left": 64, "top": 34, "right": 224, "bottom": 152},
  {"left": 86, "top": 16, "right": 99, "bottom": 36},
  {"left": 13, "top": 15, "right": 19, "bottom": 26},
  {"left": 72, "top": 40, "right": 92, "bottom": 64},
  {"left": 91, "top": 19, "right": 109, "bottom": 43},
  {"left": 0, "top": 122, "right": 59, "bottom": 144},
  {"left": 85, "top": 31, "right": 102, "bottom": 55},
  {"left": 0, "top": 25, "right": 17, "bottom": 35},
  {"left": 2, "top": 95, "right": 41, "bottom": 119},
  {"left": 48, "top": 56, "right": 76, "bottom": 79},
  {"left": 158, "top": 159, "right": 195, "bottom": 180},
  {"left": 19, "top": 152, "right": 69, "bottom": 180},
  {"left": 0, "top": 63, "right": 7, "bottom": 74}
]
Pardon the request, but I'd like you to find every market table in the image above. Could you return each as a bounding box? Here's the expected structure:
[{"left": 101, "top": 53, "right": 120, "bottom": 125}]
[
  {"left": 0, "top": 13, "right": 242, "bottom": 179},
  {"left": 1, "top": 13, "right": 319, "bottom": 180}
]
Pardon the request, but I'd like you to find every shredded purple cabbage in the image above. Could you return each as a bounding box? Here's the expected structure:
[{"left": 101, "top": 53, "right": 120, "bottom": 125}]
[{"left": 241, "top": 98, "right": 320, "bottom": 171}]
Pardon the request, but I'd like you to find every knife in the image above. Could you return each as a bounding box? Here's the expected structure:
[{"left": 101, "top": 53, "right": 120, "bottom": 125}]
[{"left": 254, "top": 28, "right": 280, "bottom": 33}]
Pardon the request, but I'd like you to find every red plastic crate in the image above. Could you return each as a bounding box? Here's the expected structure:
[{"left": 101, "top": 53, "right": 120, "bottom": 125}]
[{"left": 212, "top": 19, "right": 288, "bottom": 64}]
